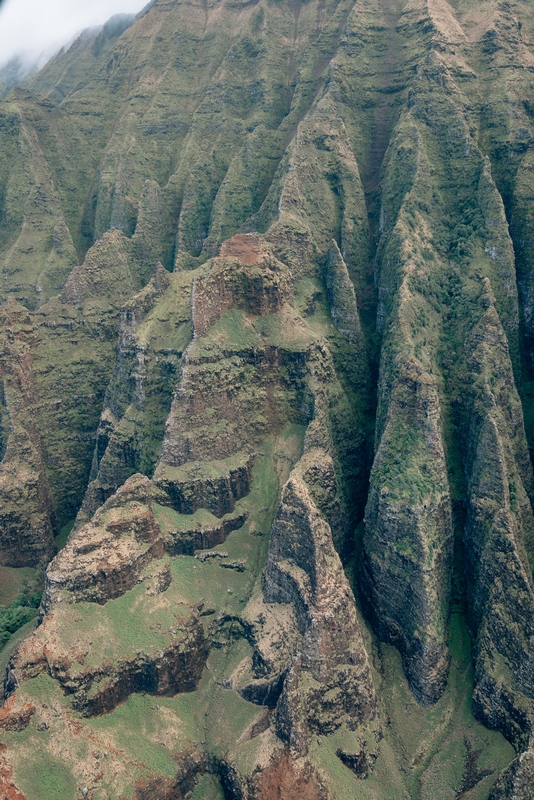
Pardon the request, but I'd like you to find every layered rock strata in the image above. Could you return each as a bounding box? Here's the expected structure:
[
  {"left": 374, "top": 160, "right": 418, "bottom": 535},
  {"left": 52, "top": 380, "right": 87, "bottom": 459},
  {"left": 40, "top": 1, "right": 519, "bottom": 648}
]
[
  {"left": 42, "top": 475, "right": 169, "bottom": 610},
  {"left": 5, "top": 567, "right": 208, "bottom": 718}
]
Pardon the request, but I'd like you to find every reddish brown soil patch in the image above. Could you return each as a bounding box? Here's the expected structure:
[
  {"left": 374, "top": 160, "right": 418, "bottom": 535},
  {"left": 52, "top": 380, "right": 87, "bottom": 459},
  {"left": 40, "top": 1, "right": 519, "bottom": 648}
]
[
  {"left": 0, "top": 697, "right": 35, "bottom": 732},
  {"left": 219, "top": 234, "right": 264, "bottom": 265},
  {"left": 65, "top": 714, "right": 84, "bottom": 736},
  {"left": 253, "top": 751, "right": 329, "bottom": 800},
  {"left": 0, "top": 745, "right": 27, "bottom": 799}
]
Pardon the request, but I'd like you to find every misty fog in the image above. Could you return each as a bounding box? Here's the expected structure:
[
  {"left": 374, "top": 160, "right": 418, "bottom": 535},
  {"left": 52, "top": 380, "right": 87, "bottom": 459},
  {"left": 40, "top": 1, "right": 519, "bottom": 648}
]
[{"left": 0, "top": 0, "right": 148, "bottom": 70}]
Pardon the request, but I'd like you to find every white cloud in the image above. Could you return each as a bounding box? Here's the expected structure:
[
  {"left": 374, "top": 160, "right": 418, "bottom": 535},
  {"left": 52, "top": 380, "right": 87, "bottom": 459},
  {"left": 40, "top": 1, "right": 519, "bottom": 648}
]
[{"left": 0, "top": 0, "right": 148, "bottom": 68}]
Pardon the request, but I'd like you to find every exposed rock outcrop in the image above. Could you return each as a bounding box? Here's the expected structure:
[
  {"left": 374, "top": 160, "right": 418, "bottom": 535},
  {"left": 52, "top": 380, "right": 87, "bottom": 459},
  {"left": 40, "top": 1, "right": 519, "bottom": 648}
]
[
  {"left": 0, "top": 695, "right": 35, "bottom": 732},
  {"left": 76, "top": 265, "right": 190, "bottom": 527},
  {"left": 132, "top": 746, "right": 208, "bottom": 800},
  {"left": 163, "top": 508, "right": 248, "bottom": 556},
  {"left": 249, "top": 749, "right": 330, "bottom": 800},
  {"left": 155, "top": 454, "right": 252, "bottom": 517},
  {"left": 254, "top": 449, "right": 379, "bottom": 760},
  {"left": 192, "top": 235, "right": 291, "bottom": 338},
  {"left": 5, "top": 588, "right": 208, "bottom": 716},
  {"left": 361, "top": 358, "right": 453, "bottom": 705},
  {"left": 0, "top": 301, "right": 55, "bottom": 566},
  {"left": 489, "top": 741, "right": 534, "bottom": 800},
  {"left": 42, "top": 475, "right": 168, "bottom": 610},
  {"left": 463, "top": 292, "right": 534, "bottom": 751}
]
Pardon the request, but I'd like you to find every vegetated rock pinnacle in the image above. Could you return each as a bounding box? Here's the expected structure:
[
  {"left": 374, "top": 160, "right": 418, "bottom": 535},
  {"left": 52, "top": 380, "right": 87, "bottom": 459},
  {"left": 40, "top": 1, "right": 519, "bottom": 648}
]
[
  {"left": 360, "top": 358, "right": 454, "bottom": 705},
  {"left": 1, "top": 0, "right": 534, "bottom": 796}
]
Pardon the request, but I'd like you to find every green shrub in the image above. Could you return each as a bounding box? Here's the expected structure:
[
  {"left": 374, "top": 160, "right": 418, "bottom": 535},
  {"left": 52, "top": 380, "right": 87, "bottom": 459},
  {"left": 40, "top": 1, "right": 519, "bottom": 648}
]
[{"left": 0, "top": 588, "right": 42, "bottom": 649}]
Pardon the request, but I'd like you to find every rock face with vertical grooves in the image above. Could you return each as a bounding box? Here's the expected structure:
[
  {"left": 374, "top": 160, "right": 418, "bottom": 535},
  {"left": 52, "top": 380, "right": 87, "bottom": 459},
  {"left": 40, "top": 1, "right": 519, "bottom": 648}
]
[
  {"left": 360, "top": 358, "right": 454, "bottom": 705},
  {"left": 463, "top": 288, "right": 534, "bottom": 751},
  {"left": 263, "top": 450, "right": 379, "bottom": 764},
  {"left": 0, "top": 302, "right": 56, "bottom": 566},
  {"left": 2, "top": 0, "right": 534, "bottom": 796}
]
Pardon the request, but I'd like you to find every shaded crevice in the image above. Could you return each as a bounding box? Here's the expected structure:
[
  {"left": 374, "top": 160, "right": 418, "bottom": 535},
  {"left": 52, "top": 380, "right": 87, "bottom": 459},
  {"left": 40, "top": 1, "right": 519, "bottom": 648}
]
[{"left": 359, "top": 0, "right": 407, "bottom": 252}]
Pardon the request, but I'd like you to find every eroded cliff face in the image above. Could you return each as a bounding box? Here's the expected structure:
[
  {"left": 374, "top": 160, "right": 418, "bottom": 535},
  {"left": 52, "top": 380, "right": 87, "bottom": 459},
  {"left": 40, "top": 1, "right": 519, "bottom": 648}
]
[
  {"left": 1, "top": 0, "right": 534, "bottom": 796},
  {"left": 361, "top": 359, "right": 453, "bottom": 706},
  {"left": 0, "top": 302, "right": 55, "bottom": 567},
  {"left": 261, "top": 451, "right": 379, "bottom": 764}
]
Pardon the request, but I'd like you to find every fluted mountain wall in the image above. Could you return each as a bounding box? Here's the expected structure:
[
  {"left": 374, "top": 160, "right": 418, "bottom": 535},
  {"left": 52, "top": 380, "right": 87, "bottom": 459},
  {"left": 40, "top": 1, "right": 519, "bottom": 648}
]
[{"left": 1, "top": 0, "right": 534, "bottom": 797}]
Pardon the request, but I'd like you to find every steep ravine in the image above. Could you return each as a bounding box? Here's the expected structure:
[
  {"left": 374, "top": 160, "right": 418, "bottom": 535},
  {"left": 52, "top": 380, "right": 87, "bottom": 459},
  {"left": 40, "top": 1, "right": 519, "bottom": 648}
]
[{"left": 1, "top": 0, "right": 534, "bottom": 797}]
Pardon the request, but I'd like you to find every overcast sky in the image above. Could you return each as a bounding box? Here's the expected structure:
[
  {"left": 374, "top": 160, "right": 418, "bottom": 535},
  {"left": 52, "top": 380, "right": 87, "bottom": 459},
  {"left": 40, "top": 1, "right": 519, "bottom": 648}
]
[{"left": 0, "top": 0, "right": 148, "bottom": 68}]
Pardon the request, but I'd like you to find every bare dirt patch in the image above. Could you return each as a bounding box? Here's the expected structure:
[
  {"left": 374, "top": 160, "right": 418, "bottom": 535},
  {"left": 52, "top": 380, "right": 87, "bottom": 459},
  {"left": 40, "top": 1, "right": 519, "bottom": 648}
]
[
  {"left": 219, "top": 234, "right": 264, "bottom": 265},
  {"left": 253, "top": 750, "right": 329, "bottom": 800}
]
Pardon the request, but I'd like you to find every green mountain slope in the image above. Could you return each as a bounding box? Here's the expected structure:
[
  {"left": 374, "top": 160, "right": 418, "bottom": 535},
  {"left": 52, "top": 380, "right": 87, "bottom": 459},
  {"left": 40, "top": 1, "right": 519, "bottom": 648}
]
[{"left": 1, "top": 0, "right": 534, "bottom": 796}]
